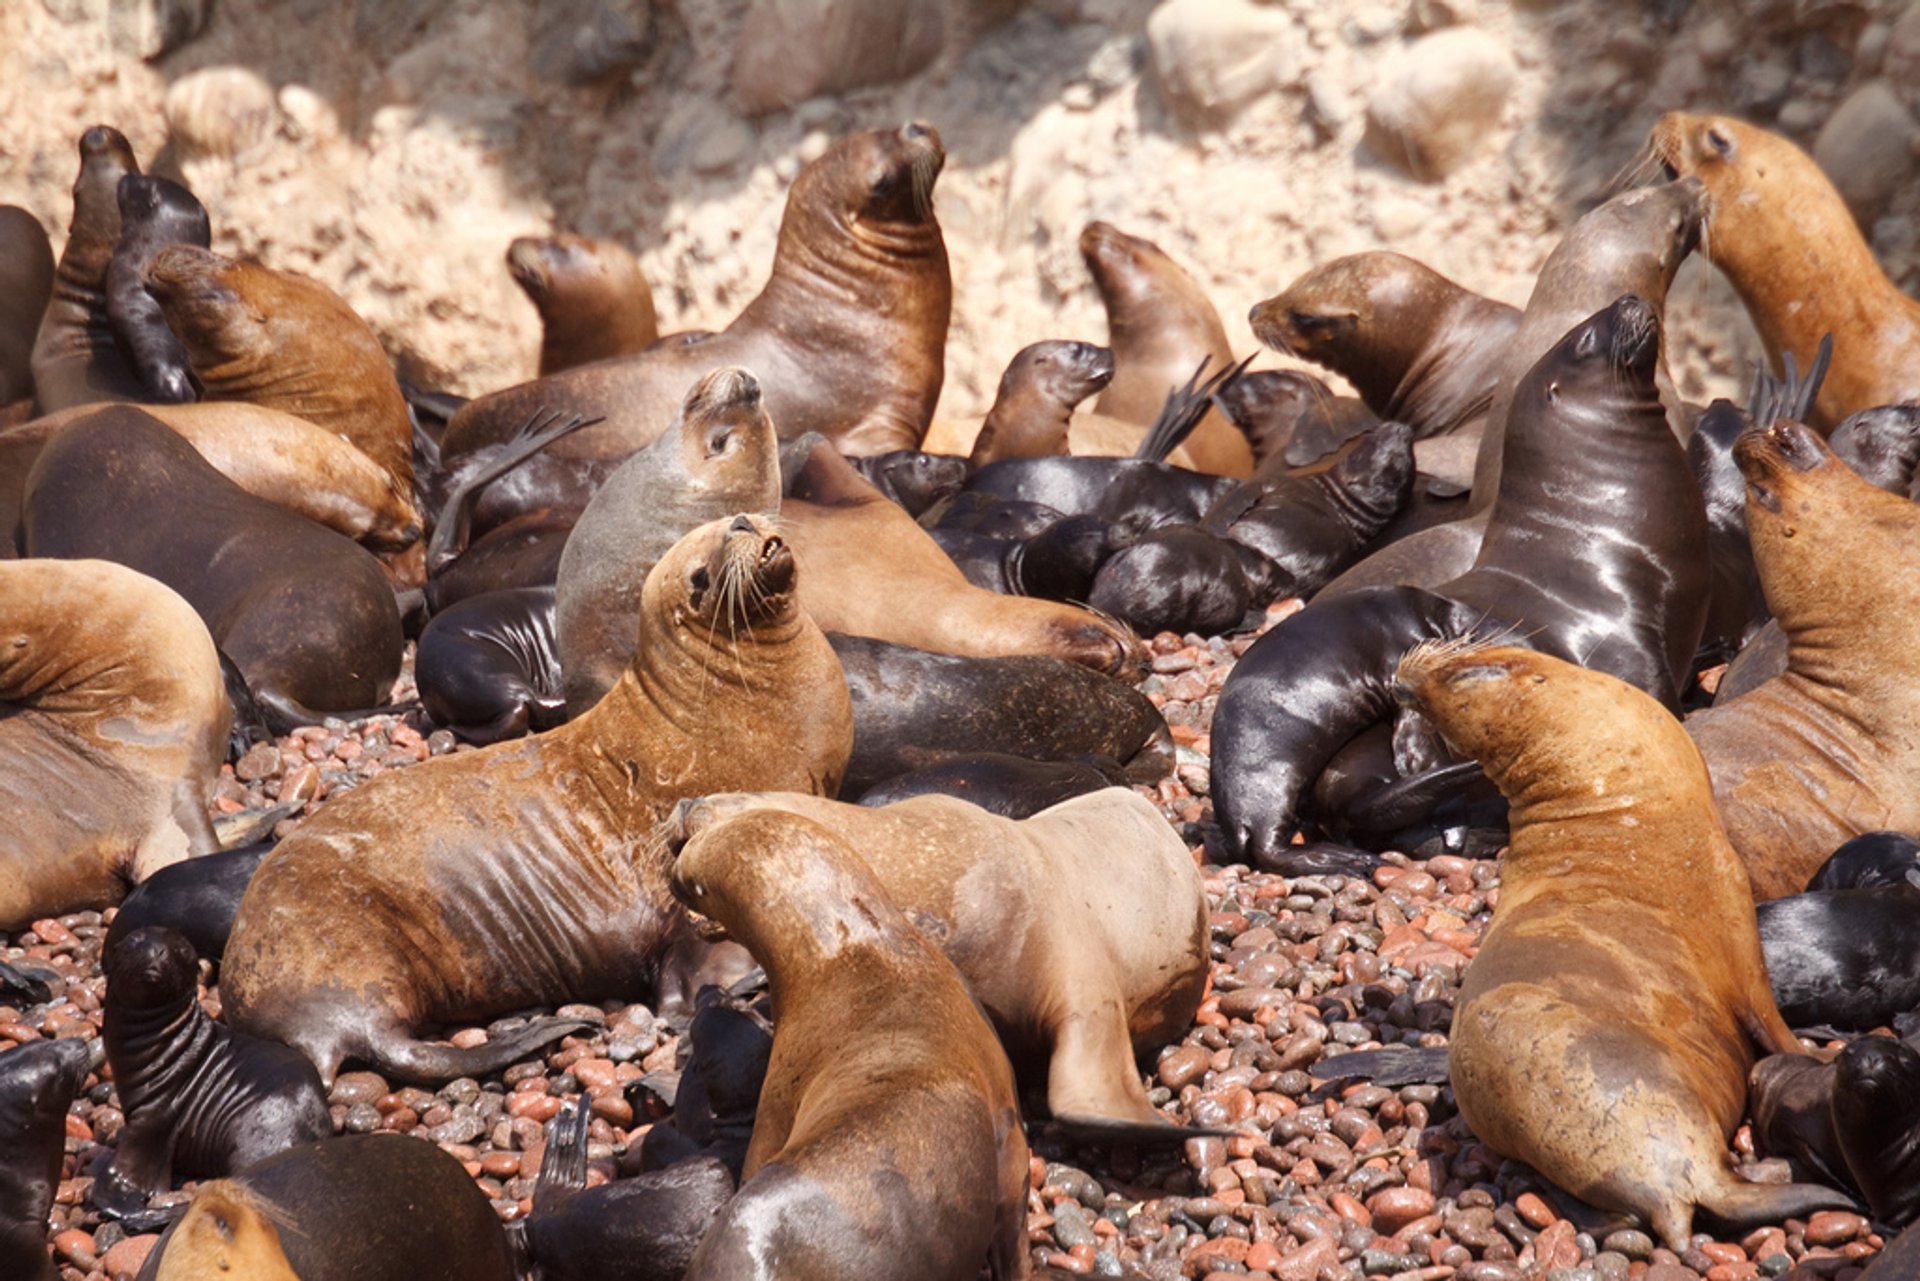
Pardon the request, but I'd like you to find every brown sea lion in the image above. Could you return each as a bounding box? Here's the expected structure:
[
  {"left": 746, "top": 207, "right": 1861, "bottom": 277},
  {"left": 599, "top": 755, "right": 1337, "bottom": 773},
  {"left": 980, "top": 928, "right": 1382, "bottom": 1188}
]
[
  {"left": 0, "top": 206, "right": 55, "bottom": 407},
  {"left": 1684, "top": 418, "right": 1920, "bottom": 900},
  {"left": 554, "top": 366, "right": 782, "bottom": 715},
  {"left": 676, "top": 786, "right": 1207, "bottom": 1139},
  {"left": 219, "top": 515, "right": 852, "bottom": 1085},
  {"left": 136, "top": 1135, "right": 516, "bottom": 1281},
  {"left": 22, "top": 408, "right": 404, "bottom": 731},
  {"left": 141, "top": 243, "right": 414, "bottom": 496},
  {"left": 1249, "top": 251, "right": 1519, "bottom": 441},
  {"left": 441, "top": 124, "right": 950, "bottom": 525},
  {"left": 29, "top": 126, "right": 147, "bottom": 413},
  {"left": 1080, "top": 220, "right": 1251, "bottom": 477},
  {"left": 670, "top": 808, "right": 1030, "bottom": 1281},
  {"left": 508, "top": 232, "right": 659, "bottom": 376},
  {"left": 1649, "top": 113, "right": 1920, "bottom": 430},
  {"left": 779, "top": 435, "right": 1141, "bottom": 678},
  {"left": 965, "top": 340, "right": 1114, "bottom": 466},
  {"left": 1395, "top": 640, "right": 1853, "bottom": 1252},
  {"left": 0, "top": 558, "right": 227, "bottom": 929}
]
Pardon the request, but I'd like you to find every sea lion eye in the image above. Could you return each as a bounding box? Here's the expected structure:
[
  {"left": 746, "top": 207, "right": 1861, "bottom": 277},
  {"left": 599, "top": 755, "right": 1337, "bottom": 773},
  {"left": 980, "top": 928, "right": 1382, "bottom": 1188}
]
[
  {"left": 687, "top": 565, "right": 710, "bottom": 609},
  {"left": 1706, "top": 127, "right": 1735, "bottom": 159}
]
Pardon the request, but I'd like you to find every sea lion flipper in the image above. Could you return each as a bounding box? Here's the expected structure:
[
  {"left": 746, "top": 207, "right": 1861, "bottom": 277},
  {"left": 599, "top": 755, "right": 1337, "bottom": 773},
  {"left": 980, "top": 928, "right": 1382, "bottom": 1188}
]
[
  {"left": 1697, "top": 1176, "right": 1860, "bottom": 1236},
  {"left": 360, "top": 1015, "right": 591, "bottom": 1087},
  {"left": 1044, "top": 998, "right": 1174, "bottom": 1134},
  {"left": 424, "top": 409, "right": 601, "bottom": 573},
  {"left": 0, "top": 957, "right": 55, "bottom": 1005},
  {"left": 531, "top": 1102, "right": 591, "bottom": 1215},
  {"left": 1308, "top": 1045, "right": 1452, "bottom": 1088}
]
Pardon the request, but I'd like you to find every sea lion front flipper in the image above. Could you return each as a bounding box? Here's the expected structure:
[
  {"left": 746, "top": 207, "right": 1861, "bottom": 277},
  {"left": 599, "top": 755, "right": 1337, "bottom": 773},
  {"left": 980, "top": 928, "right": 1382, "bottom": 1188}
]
[
  {"left": 532, "top": 1102, "right": 591, "bottom": 1216},
  {"left": 1045, "top": 996, "right": 1186, "bottom": 1138},
  {"left": 1697, "top": 1176, "right": 1860, "bottom": 1239},
  {"left": 360, "top": 1015, "right": 591, "bottom": 1087},
  {"left": 1308, "top": 1045, "right": 1452, "bottom": 1088},
  {"left": 0, "top": 958, "right": 55, "bottom": 1005},
  {"left": 92, "top": 1109, "right": 178, "bottom": 1220}
]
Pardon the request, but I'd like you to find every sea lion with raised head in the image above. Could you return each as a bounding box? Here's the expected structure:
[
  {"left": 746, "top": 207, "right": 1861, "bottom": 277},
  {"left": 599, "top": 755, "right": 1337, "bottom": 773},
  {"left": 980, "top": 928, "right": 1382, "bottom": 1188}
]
[
  {"left": 219, "top": 515, "right": 852, "bottom": 1085},
  {"left": 29, "top": 125, "right": 146, "bottom": 413},
  {"left": 964, "top": 340, "right": 1114, "bottom": 467},
  {"left": 105, "top": 174, "right": 210, "bottom": 404},
  {"left": 508, "top": 232, "right": 659, "bottom": 376},
  {"left": 0, "top": 206, "right": 55, "bottom": 406}
]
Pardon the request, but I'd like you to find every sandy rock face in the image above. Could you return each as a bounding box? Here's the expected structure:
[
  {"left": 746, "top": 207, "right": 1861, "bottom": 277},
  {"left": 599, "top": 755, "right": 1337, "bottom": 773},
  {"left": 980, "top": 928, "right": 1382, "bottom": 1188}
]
[
  {"left": 162, "top": 66, "right": 277, "bottom": 162},
  {"left": 1145, "top": 0, "right": 1298, "bottom": 128},
  {"left": 732, "top": 0, "right": 951, "bottom": 117},
  {"left": 1364, "top": 28, "right": 1517, "bottom": 182},
  {"left": 1814, "top": 78, "right": 1919, "bottom": 226}
]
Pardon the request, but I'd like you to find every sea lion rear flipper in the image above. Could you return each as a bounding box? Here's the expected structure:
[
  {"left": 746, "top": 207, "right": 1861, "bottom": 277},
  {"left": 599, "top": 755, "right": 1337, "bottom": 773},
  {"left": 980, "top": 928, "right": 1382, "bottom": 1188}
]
[
  {"left": 361, "top": 1015, "right": 590, "bottom": 1087},
  {"left": 424, "top": 409, "right": 601, "bottom": 573},
  {"left": 1698, "top": 1177, "right": 1860, "bottom": 1238},
  {"left": 532, "top": 1102, "right": 592, "bottom": 1215},
  {"left": 1136, "top": 352, "right": 1254, "bottom": 465},
  {"left": 1308, "top": 1045, "right": 1452, "bottom": 1088},
  {"left": 0, "top": 957, "right": 55, "bottom": 1005}
]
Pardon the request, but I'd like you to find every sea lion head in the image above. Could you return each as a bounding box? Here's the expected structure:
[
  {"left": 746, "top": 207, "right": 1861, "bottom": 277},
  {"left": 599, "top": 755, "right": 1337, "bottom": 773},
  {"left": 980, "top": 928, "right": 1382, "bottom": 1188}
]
[
  {"left": 794, "top": 122, "right": 946, "bottom": 233},
  {"left": 1834, "top": 1037, "right": 1920, "bottom": 1124},
  {"left": 1078, "top": 221, "right": 1211, "bottom": 316},
  {"left": 673, "top": 366, "right": 780, "bottom": 494},
  {"left": 1535, "top": 293, "right": 1661, "bottom": 401},
  {"left": 1249, "top": 252, "right": 1444, "bottom": 365},
  {"left": 1003, "top": 340, "right": 1114, "bottom": 410},
  {"left": 849, "top": 449, "right": 968, "bottom": 516},
  {"left": 115, "top": 174, "right": 210, "bottom": 246},
  {"left": 103, "top": 925, "right": 199, "bottom": 1011},
  {"left": 68, "top": 125, "right": 140, "bottom": 250},
  {"left": 506, "top": 233, "right": 630, "bottom": 305},
  {"left": 646, "top": 513, "right": 797, "bottom": 640},
  {"left": 140, "top": 244, "right": 260, "bottom": 357},
  {"left": 1645, "top": 115, "right": 1822, "bottom": 247},
  {"left": 155, "top": 1182, "right": 300, "bottom": 1281}
]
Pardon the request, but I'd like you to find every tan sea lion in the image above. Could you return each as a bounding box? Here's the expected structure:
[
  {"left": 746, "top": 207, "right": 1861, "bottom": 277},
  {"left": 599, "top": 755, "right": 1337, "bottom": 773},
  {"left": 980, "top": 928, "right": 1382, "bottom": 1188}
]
[
  {"left": 0, "top": 206, "right": 54, "bottom": 407},
  {"left": 1080, "top": 220, "right": 1251, "bottom": 477},
  {"left": 219, "top": 514, "right": 852, "bottom": 1085},
  {"left": 675, "top": 786, "right": 1207, "bottom": 1139},
  {"left": 441, "top": 124, "right": 950, "bottom": 520},
  {"left": 508, "top": 232, "right": 659, "bottom": 376},
  {"left": 671, "top": 808, "right": 1030, "bottom": 1281},
  {"left": 0, "top": 559, "right": 228, "bottom": 929},
  {"left": 780, "top": 435, "right": 1141, "bottom": 677},
  {"left": 1685, "top": 418, "right": 1920, "bottom": 900},
  {"left": 1395, "top": 640, "right": 1853, "bottom": 1252},
  {"left": 1649, "top": 112, "right": 1920, "bottom": 431},
  {"left": 141, "top": 243, "right": 414, "bottom": 496},
  {"left": 29, "top": 126, "right": 147, "bottom": 413},
  {"left": 554, "top": 366, "right": 782, "bottom": 715}
]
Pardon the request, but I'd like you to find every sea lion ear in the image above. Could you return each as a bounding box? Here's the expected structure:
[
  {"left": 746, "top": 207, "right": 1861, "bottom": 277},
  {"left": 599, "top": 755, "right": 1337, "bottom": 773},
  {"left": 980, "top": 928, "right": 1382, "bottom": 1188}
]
[{"left": 1705, "top": 125, "right": 1736, "bottom": 160}]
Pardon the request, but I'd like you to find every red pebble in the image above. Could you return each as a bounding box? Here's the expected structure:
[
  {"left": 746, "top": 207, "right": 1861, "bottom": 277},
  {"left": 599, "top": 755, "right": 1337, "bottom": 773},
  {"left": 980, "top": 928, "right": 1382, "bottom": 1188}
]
[
  {"left": 53, "top": 1228, "right": 95, "bottom": 1262},
  {"left": 102, "top": 1233, "right": 159, "bottom": 1277}
]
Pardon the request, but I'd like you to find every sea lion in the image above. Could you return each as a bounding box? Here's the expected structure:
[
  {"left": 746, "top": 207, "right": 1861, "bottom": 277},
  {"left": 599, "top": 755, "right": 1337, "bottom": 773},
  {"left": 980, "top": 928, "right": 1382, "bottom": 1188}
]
[
  {"left": 965, "top": 340, "right": 1114, "bottom": 467},
  {"left": 928, "top": 513, "right": 1120, "bottom": 601},
  {"left": 106, "top": 841, "right": 275, "bottom": 964},
  {"left": 508, "top": 232, "right": 659, "bottom": 376},
  {"left": 963, "top": 455, "right": 1235, "bottom": 536},
  {"left": 1214, "top": 294, "right": 1708, "bottom": 866},
  {"left": 1080, "top": 220, "right": 1251, "bottom": 477},
  {"left": 22, "top": 408, "right": 405, "bottom": 731},
  {"left": 776, "top": 436, "right": 1142, "bottom": 679},
  {"left": 1810, "top": 831, "right": 1920, "bottom": 891},
  {"left": 1689, "top": 398, "right": 1768, "bottom": 671},
  {"left": 135, "top": 1134, "right": 517, "bottom": 1281},
  {"left": 442, "top": 124, "right": 950, "bottom": 517},
  {"left": 1752, "top": 1036, "right": 1920, "bottom": 1230},
  {"left": 670, "top": 808, "right": 1030, "bottom": 1281},
  {"left": 0, "top": 207, "right": 55, "bottom": 407},
  {"left": 141, "top": 243, "right": 414, "bottom": 496},
  {"left": 676, "top": 787, "right": 1207, "bottom": 1139},
  {"left": 1212, "top": 368, "right": 1378, "bottom": 468},
  {"left": 219, "top": 515, "right": 852, "bottom": 1085},
  {"left": 1395, "top": 641, "right": 1854, "bottom": 1251},
  {"left": 1831, "top": 402, "right": 1920, "bottom": 500},
  {"left": 105, "top": 174, "right": 210, "bottom": 404},
  {"left": 1086, "top": 524, "right": 1251, "bottom": 636},
  {"left": 416, "top": 585, "right": 566, "bottom": 744},
  {"left": 631, "top": 991, "right": 772, "bottom": 1179},
  {"left": 0, "top": 558, "right": 227, "bottom": 928},
  {"left": 1249, "top": 250, "right": 1520, "bottom": 440},
  {"left": 95, "top": 927, "right": 330, "bottom": 1218},
  {"left": 1758, "top": 879, "right": 1920, "bottom": 1030},
  {"left": 29, "top": 125, "right": 146, "bottom": 413},
  {"left": 846, "top": 447, "right": 967, "bottom": 515},
  {"left": 0, "top": 1039, "right": 94, "bottom": 1281},
  {"left": 1649, "top": 113, "right": 1920, "bottom": 430},
  {"left": 555, "top": 366, "right": 782, "bottom": 714},
  {"left": 1684, "top": 418, "right": 1920, "bottom": 900}
]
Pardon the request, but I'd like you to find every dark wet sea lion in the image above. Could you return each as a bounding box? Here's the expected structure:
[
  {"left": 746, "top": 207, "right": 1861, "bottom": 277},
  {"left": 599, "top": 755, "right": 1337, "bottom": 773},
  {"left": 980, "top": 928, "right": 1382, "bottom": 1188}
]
[
  {"left": 1214, "top": 295, "right": 1708, "bottom": 866},
  {"left": 1809, "top": 831, "right": 1920, "bottom": 892},
  {"left": 136, "top": 1134, "right": 516, "bottom": 1281},
  {"left": 444, "top": 124, "right": 949, "bottom": 504},
  {"left": 846, "top": 447, "right": 967, "bottom": 515},
  {"left": 23, "top": 407, "right": 404, "bottom": 731},
  {"left": 30, "top": 125, "right": 146, "bottom": 412},
  {"left": 964, "top": 455, "right": 1235, "bottom": 536},
  {"left": 1650, "top": 113, "right": 1920, "bottom": 430},
  {"left": 670, "top": 808, "right": 1029, "bottom": 1281},
  {"left": 424, "top": 512, "right": 572, "bottom": 612},
  {"left": 1831, "top": 403, "right": 1920, "bottom": 499},
  {"left": 851, "top": 751, "right": 1125, "bottom": 818},
  {"left": 555, "top": 367, "right": 782, "bottom": 715},
  {"left": 1689, "top": 398, "right": 1767, "bottom": 670},
  {"left": 966, "top": 340, "right": 1114, "bottom": 467},
  {"left": 105, "top": 174, "right": 210, "bottom": 404},
  {"left": 0, "top": 206, "right": 55, "bottom": 406},
  {"left": 1080, "top": 220, "right": 1250, "bottom": 477},
  {"left": 1212, "top": 368, "right": 1378, "bottom": 468},
  {"left": 1249, "top": 250, "right": 1519, "bottom": 440},
  {"left": 677, "top": 787, "right": 1207, "bottom": 1141},
  {"left": 142, "top": 243, "right": 415, "bottom": 497},
  {"left": 0, "top": 1039, "right": 93, "bottom": 1281},
  {"left": 1396, "top": 641, "right": 1852, "bottom": 1252},
  {"left": 1832, "top": 1036, "right": 1920, "bottom": 1226},
  {"left": 1757, "top": 882, "right": 1920, "bottom": 1030},
  {"left": 220, "top": 515, "right": 852, "bottom": 1085},
  {"left": 0, "top": 558, "right": 228, "bottom": 928},
  {"left": 95, "top": 927, "right": 330, "bottom": 1218},
  {"left": 631, "top": 993, "right": 771, "bottom": 1180},
  {"left": 416, "top": 585, "right": 566, "bottom": 744},
  {"left": 1086, "top": 524, "right": 1251, "bottom": 637},
  {"left": 508, "top": 233, "right": 659, "bottom": 376},
  {"left": 106, "top": 841, "right": 275, "bottom": 964},
  {"left": 1685, "top": 419, "right": 1920, "bottom": 900}
]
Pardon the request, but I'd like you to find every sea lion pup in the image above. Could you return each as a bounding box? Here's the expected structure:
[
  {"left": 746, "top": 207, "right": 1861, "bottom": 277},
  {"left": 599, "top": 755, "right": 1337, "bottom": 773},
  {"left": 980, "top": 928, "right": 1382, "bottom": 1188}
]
[
  {"left": 1249, "top": 250, "right": 1519, "bottom": 440},
  {"left": 30, "top": 125, "right": 146, "bottom": 413},
  {"left": 1080, "top": 220, "right": 1251, "bottom": 477},
  {"left": 1086, "top": 525, "right": 1252, "bottom": 637},
  {"left": 966, "top": 340, "right": 1115, "bottom": 466},
  {"left": 0, "top": 1039, "right": 93, "bottom": 1281},
  {"left": 1649, "top": 112, "right": 1920, "bottom": 430},
  {"left": 1684, "top": 417, "right": 1920, "bottom": 900},
  {"left": 22, "top": 408, "right": 404, "bottom": 732},
  {"left": 136, "top": 1134, "right": 517, "bottom": 1281},
  {"left": 1212, "top": 368, "right": 1378, "bottom": 468},
  {"left": 851, "top": 752, "right": 1125, "bottom": 817},
  {"left": 94, "top": 927, "right": 330, "bottom": 1219},
  {"left": 555, "top": 366, "right": 782, "bottom": 715},
  {"left": 442, "top": 123, "right": 949, "bottom": 519},
  {"left": 1758, "top": 876, "right": 1920, "bottom": 1031},
  {"left": 0, "top": 206, "right": 55, "bottom": 407},
  {"left": 1752, "top": 1036, "right": 1920, "bottom": 1229},
  {"left": 141, "top": 243, "right": 414, "bottom": 497},
  {"left": 508, "top": 232, "right": 659, "bottom": 376},
  {"left": 105, "top": 174, "right": 210, "bottom": 404},
  {"left": 1830, "top": 401, "right": 1920, "bottom": 500},
  {"left": 675, "top": 787, "right": 1207, "bottom": 1139},
  {"left": 777, "top": 434, "right": 1142, "bottom": 678},
  {"left": 416, "top": 585, "right": 566, "bottom": 745},
  {"left": 0, "top": 559, "right": 227, "bottom": 929},
  {"left": 670, "top": 808, "right": 1030, "bottom": 1281},
  {"left": 1394, "top": 641, "right": 1854, "bottom": 1252},
  {"left": 845, "top": 447, "right": 967, "bottom": 515},
  {"left": 220, "top": 515, "right": 852, "bottom": 1086}
]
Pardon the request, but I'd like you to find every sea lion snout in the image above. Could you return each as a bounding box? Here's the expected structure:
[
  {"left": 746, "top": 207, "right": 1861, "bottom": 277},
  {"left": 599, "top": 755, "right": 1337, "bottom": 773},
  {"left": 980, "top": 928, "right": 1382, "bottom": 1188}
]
[
  {"left": 105, "top": 925, "right": 198, "bottom": 1005},
  {"left": 690, "top": 366, "right": 761, "bottom": 417}
]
